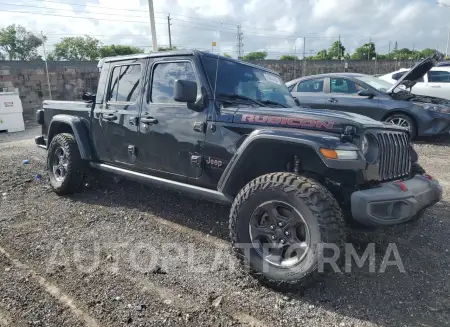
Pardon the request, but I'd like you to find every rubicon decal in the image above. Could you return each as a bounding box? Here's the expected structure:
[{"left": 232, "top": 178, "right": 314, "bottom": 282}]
[{"left": 241, "top": 114, "right": 335, "bottom": 129}]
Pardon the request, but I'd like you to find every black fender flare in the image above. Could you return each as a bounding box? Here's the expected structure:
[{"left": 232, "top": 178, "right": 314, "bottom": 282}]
[
  {"left": 217, "top": 129, "right": 365, "bottom": 196},
  {"left": 47, "top": 114, "right": 93, "bottom": 160}
]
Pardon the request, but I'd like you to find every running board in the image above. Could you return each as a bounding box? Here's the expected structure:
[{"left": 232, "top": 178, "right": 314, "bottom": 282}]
[{"left": 89, "top": 163, "right": 231, "bottom": 204}]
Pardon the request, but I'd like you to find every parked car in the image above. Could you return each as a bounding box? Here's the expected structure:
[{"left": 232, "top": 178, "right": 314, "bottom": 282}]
[
  {"left": 34, "top": 50, "right": 441, "bottom": 290},
  {"left": 379, "top": 66, "right": 450, "bottom": 100},
  {"left": 287, "top": 54, "right": 450, "bottom": 138}
]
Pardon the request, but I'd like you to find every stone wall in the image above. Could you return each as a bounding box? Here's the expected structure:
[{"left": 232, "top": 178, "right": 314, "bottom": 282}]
[
  {"left": 0, "top": 59, "right": 416, "bottom": 115},
  {"left": 0, "top": 61, "right": 99, "bottom": 115}
]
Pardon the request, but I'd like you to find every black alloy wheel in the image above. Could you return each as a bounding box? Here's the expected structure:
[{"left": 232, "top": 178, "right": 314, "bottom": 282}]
[{"left": 249, "top": 200, "right": 310, "bottom": 268}]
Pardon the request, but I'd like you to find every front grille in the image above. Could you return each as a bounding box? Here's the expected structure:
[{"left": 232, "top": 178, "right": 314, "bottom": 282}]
[{"left": 375, "top": 131, "right": 411, "bottom": 181}]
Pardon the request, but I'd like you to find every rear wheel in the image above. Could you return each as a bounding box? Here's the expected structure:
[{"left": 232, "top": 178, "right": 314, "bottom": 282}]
[
  {"left": 385, "top": 114, "right": 417, "bottom": 139},
  {"left": 47, "top": 133, "right": 86, "bottom": 195},
  {"left": 229, "top": 172, "right": 345, "bottom": 290}
]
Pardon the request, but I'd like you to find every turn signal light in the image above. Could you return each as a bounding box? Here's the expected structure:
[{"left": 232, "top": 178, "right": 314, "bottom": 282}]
[
  {"left": 424, "top": 174, "right": 433, "bottom": 180},
  {"left": 319, "top": 148, "right": 338, "bottom": 159}
]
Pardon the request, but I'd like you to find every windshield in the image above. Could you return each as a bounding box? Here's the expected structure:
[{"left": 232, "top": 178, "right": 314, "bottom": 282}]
[
  {"left": 355, "top": 75, "right": 394, "bottom": 93},
  {"left": 202, "top": 56, "right": 297, "bottom": 107}
]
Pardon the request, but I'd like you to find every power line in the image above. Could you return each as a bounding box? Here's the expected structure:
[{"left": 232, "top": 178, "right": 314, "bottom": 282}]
[
  {"left": 0, "top": 0, "right": 238, "bottom": 27},
  {"left": 0, "top": 2, "right": 169, "bottom": 19},
  {"left": 6, "top": 0, "right": 146, "bottom": 12},
  {"left": 169, "top": 18, "right": 236, "bottom": 31},
  {"left": 0, "top": 9, "right": 168, "bottom": 24}
]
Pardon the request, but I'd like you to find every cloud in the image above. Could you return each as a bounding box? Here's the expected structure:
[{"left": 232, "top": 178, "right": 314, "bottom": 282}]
[{"left": 0, "top": 0, "right": 447, "bottom": 59}]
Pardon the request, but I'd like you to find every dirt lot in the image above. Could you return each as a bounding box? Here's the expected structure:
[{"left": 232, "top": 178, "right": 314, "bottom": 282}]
[{"left": 0, "top": 128, "right": 449, "bottom": 327}]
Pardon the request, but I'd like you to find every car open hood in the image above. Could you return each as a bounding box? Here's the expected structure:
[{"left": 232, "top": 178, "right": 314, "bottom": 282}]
[{"left": 387, "top": 52, "right": 444, "bottom": 93}]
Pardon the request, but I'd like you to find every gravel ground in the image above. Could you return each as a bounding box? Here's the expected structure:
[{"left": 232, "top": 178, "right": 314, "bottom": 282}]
[{"left": 0, "top": 128, "right": 449, "bottom": 327}]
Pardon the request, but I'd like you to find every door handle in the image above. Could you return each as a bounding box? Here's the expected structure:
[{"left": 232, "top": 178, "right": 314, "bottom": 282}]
[
  {"left": 430, "top": 85, "right": 441, "bottom": 88},
  {"left": 327, "top": 98, "right": 338, "bottom": 103},
  {"left": 102, "top": 114, "right": 117, "bottom": 121},
  {"left": 140, "top": 117, "right": 158, "bottom": 125}
]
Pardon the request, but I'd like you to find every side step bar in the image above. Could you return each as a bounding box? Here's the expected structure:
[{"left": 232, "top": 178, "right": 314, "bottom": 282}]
[{"left": 90, "top": 163, "right": 232, "bottom": 204}]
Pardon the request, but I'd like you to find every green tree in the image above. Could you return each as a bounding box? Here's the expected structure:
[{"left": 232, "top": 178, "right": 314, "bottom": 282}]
[
  {"left": 158, "top": 46, "right": 177, "bottom": 51},
  {"left": 279, "top": 54, "right": 298, "bottom": 60},
  {"left": 223, "top": 53, "right": 232, "bottom": 58},
  {"left": 51, "top": 36, "right": 100, "bottom": 60},
  {"left": 0, "top": 24, "right": 43, "bottom": 60},
  {"left": 312, "top": 49, "right": 329, "bottom": 60},
  {"left": 391, "top": 48, "right": 417, "bottom": 59},
  {"left": 328, "top": 40, "right": 345, "bottom": 59},
  {"left": 242, "top": 51, "right": 267, "bottom": 60},
  {"left": 419, "top": 48, "right": 436, "bottom": 58},
  {"left": 99, "top": 45, "right": 143, "bottom": 57},
  {"left": 351, "top": 42, "right": 376, "bottom": 60}
]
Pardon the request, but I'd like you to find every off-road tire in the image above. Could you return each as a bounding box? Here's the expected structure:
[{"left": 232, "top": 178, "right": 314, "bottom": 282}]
[
  {"left": 47, "top": 133, "right": 85, "bottom": 195},
  {"left": 229, "top": 172, "right": 345, "bottom": 290}
]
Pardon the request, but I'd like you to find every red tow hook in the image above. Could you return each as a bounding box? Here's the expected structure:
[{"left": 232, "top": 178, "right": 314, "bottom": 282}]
[{"left": 395, "top": 181, "right": 408, "bottom": 192}]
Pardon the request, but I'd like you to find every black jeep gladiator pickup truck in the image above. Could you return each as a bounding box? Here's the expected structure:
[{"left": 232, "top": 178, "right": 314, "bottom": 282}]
[{"left": 35, "top": 50, "right": 442, "bottom": 289}]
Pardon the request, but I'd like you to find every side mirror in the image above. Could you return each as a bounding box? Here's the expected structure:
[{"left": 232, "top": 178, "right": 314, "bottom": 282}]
[
  {"left": 82, "top": 92, "right": 95, "bottom": 103},
  {"left": 357, "top": 89, "right": 375, "bottom": 99},
  {"left": 174, "top": 80, "right": 197, "bottom": 103}
]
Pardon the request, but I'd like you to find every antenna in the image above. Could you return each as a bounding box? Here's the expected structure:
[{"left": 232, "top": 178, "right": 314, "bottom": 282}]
[{"left": 213, "top": 53, "right": 220, "bottom": 105}]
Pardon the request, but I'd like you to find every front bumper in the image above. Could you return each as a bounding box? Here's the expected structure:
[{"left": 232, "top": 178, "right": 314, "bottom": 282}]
[
  {"left": 419, "top": 111, "right": 450, "bottom": 136},
  {"left": 351, "top": 175, "right": 442, "bottom": 226}
]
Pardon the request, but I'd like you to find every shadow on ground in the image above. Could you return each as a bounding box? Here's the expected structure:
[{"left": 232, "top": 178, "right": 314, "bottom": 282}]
[{"left": 67, "top": 173, "right": 449, "bottom": 327}]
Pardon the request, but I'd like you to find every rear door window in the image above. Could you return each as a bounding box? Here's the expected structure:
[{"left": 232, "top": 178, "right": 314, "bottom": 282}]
[
  {"left": 296, "top": 78, "right": 324, "bottom": 93},
  {"left": 107, "top": 64, "right": 142, "bottom": 103}
]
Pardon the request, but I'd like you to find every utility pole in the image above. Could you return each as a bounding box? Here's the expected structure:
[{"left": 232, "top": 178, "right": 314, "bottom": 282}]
[
  {"left": 444, "top": 27, "right": 450, "bottom": 58},
  {"left": 438, "top": 1, "right": 449, "bottom": 58},
  {"left": 368, "top": 37, "right": 371, "bottom": 61},
  {"left": 388, "top": 41, "right": 391, "bottom": 60},
  {"left": 338, "top": 34, "right": 341, "bottom": 59},
  {"left": 147, "top": 0, "right": 158, "bottom": 51},
  {"left": 41, "top": 31, "right": 52, "bottom": 100},
  {"left": 302, "top": 37, "right": 306, "bottom": 76},
  {"left": 236, "top": 25, "right": 244, "bottom": 59},
  {"left": 167, "top": 14, "right": 172, "bottom": 48}
]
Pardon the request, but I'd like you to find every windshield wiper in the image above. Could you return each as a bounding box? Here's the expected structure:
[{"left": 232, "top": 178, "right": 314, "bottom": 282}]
[
  {"left": 216, "top": 93, "right": 267, "bottom": 107},
  {"left": 259, "top": 100, "right": 288, "bottom": 108}
]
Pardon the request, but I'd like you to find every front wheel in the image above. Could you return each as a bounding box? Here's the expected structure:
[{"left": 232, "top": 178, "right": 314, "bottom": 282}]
[
  {"left": 384, "top": 114, "right": 417, "bottom": 139},
  {"left": 229, "top": 172, "right": 345, "bottom": 290}
]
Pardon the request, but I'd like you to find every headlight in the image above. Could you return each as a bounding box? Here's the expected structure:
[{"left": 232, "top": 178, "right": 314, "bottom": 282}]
[
  {"left": 363, "top": 134, "right": 379, "bottom": 164},
  {"left": 414, "top": 102, "right": 450, "bottom": 113},
  {"left": 320, "top": 148, "right": 358, "bottom": 160},
  {"left": 361, "top": 136, "right": 369, "bottom": 155}
]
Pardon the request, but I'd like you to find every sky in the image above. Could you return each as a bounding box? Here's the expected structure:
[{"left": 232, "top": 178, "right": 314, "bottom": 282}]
[{"left": 0, "top": 0, "right": 449, "bottom": 59}]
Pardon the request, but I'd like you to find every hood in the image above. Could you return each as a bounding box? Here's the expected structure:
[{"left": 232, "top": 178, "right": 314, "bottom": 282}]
[
  {"left": 232, "top": 106, "right": 407, "bottom": 135},
  {"left": 387, "top": 52, "right": 444, "bottom": 93}
]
